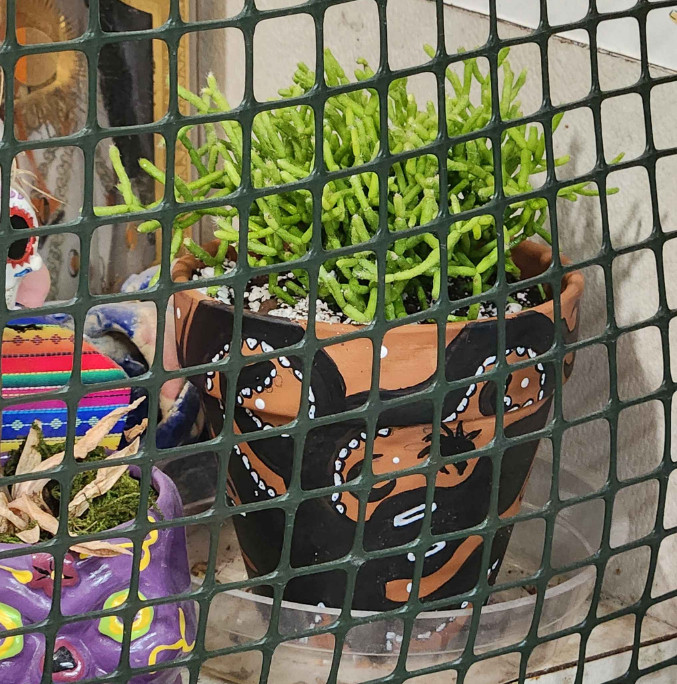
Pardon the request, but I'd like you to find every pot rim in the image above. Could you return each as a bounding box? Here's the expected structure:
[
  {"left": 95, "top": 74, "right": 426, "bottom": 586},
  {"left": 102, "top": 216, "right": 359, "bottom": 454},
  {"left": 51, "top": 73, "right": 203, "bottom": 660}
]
[
  {"left": 172, "top": 240, "right": 584, "bottom": 334},
  {"left": 0, "top": 466, "right": 177, "bottom": 552}
]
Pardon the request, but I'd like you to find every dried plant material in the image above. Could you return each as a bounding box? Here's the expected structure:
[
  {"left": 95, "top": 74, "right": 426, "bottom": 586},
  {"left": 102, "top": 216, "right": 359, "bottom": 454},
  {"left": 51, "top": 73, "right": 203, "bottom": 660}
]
[
  {"left": 1, "top": 399, "right": 152, "bottom": 555},
  {"left": 73, "top": 396, "right": 145, "bottom": 461},
  {"left": 8, "top": 497, "right": 130, "bottom": 556},
  {"left": 124, "top": 418, "right": 148, "bottom": 442},
  {"left": 17, "top": 526, "right": 40, "bottom": 544},
  {"left": 68, "top": 465, "right": 127, "bottom": 518},
  {"left": 12, "top": 423, "right": 49, "bottom": 504},
  {"left": 70, "top": 540, "right": 132, "bottom": 557},
  {"left": 0, "top": 493, "right": 28, "bottom": 532},
  {"left": 0, "top": 507, "right": 10, "bottom": 536},
  {"left": 12, "top": 456, "right": 62, "bottom": 501},
  {"left": 14, "top": 422, "right": 43, "bottom": 477},
  {"left": 10, "top": 496, "right": 58, "bottom": 535},
  {"left": 68, "top": 438, "right": 140, "bottom": 518},
  {"left": 103, "top": 437, "right": 141, "bottom": 464},
  {"left": 12, "top": 398, "right": 146, "bottom": 501}
]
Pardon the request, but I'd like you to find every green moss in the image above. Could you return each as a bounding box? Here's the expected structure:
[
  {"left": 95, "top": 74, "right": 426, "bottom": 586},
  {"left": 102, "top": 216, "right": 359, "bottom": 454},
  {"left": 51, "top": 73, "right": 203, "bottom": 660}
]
[
  {"left": 1, "top": 429, "right": 158, "bottom": 543},
  {"left": 64, "top": 463, "right": 159, "bottom": 536},
  {"left": 0, "top": 533, "right": 25, "bottom": 544}
]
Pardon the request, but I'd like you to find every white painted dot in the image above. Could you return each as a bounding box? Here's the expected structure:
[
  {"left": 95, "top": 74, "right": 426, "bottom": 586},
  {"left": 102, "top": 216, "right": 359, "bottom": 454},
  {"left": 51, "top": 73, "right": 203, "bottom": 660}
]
[
  {"left": 393, "top": 457, "right": 400, "bottom": 464},
  {"left": 255, "top": 398, "right": 266, "bottom": 410},
  {"left": 521, "top": 377, "right": 530, "bottom": 389},
  {"left": 176, "top": 307, "right": 181, "bottom": 319},
  {"left": 380, "top": 345, "right": 388, "bottom": 359}
]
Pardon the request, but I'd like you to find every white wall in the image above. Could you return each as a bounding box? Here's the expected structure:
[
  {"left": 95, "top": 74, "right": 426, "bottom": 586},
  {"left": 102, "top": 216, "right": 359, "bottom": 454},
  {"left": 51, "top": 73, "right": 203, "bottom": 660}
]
[{"left": 449, "top": 0, "right": 677, "bottom": 71}]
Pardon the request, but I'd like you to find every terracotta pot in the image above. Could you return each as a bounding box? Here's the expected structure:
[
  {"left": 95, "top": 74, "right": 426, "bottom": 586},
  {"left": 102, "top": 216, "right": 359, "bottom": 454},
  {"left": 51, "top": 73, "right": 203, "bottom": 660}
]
[
  {"left": 173, "top": 241, "right": 583, "bottom": 611},
  {"left": 0, "top": 468, "right": 196, "bottom": 683}
]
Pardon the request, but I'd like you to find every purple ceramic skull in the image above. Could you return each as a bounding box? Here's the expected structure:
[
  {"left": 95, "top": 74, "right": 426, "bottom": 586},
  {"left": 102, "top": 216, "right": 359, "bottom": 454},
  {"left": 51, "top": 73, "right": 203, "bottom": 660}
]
[{"left": 0, "top": 468, "right": 196, "bottom": 683}]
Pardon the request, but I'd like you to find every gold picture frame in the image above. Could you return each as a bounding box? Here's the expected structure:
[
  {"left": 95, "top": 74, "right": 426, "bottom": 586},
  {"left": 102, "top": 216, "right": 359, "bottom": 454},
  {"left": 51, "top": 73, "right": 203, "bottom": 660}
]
[
  {"left": 120, "top": 0, "right": 191, "bottom": 180},
  {"left": 120, "top": 0, "right": 191, "bottom": 262}
]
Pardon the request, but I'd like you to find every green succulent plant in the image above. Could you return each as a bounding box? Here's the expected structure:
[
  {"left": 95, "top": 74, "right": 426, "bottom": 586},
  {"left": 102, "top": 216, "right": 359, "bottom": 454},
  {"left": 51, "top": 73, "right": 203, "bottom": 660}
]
[{"left": 98, "top": 46, "right": 616, "bottom": 322}]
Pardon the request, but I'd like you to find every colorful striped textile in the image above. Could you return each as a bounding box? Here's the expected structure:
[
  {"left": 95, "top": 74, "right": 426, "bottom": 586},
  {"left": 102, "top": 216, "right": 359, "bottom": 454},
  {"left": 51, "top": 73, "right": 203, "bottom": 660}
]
[{"left": 1, "top": 324, "right": 131, "bottom": 453}]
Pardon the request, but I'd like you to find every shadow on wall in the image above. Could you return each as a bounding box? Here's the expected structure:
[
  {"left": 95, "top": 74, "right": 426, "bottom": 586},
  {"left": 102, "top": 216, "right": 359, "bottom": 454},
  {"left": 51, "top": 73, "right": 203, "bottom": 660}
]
[
  {"left": 554, "top": 148, "right": 669, "bottom": 619},
  {"left": 503, "top": 7, "right": 676, "bottom": 616}
]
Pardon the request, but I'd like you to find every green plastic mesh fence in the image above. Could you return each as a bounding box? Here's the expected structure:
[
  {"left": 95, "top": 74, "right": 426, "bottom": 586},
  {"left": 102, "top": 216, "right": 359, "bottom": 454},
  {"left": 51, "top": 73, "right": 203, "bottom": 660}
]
[{"left": 0, "top": 0, "right": 675, "bottom": 682}]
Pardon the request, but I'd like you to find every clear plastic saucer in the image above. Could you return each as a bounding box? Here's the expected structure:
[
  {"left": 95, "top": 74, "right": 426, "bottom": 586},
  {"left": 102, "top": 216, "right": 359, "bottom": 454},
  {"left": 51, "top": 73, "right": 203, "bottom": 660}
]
[{"left": 189, "top": 455, "right": 602, "bottom": 683}]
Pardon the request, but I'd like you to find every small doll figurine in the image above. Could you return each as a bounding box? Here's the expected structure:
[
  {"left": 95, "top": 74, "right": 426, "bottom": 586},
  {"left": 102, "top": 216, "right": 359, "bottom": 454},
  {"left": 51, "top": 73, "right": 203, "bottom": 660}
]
[{"left": 5, "top": 183, "right": 43, "bottom": 309}]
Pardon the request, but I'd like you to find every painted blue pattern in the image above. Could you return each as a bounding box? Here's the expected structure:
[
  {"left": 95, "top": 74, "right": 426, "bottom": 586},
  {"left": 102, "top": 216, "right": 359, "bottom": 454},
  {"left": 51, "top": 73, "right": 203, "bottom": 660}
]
[{"left": 2, "top": 405, "right": 129, "bottom": 441}]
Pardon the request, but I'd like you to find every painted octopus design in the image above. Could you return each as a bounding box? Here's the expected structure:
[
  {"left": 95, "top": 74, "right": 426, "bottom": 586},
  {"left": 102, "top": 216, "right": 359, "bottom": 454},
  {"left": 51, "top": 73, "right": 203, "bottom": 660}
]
[{"left": 176, "top": 295, "right": 580, "bottom": 611}]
